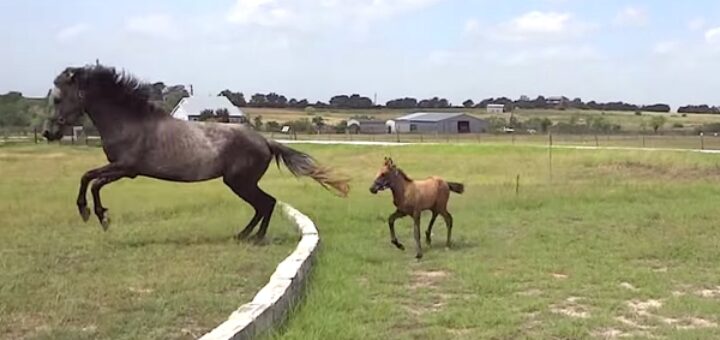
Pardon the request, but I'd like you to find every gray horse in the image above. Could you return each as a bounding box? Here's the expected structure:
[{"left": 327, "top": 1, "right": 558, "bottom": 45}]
[{"left": 43, "top": 65, "right": 349, "bottom": 241}]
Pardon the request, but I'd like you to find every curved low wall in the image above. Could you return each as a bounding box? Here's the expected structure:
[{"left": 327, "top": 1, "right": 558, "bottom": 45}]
[{"left": 200, "top": 202, "right": 319, "bottom": 340}]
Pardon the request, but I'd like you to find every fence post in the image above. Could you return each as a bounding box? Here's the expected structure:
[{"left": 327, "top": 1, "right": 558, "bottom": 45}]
[
  {"left": 34, "top": 127, "right": 38, "bottom": 144},
  {"left": 642, "top": 135, "right": 645, "bottom": 148},
  {"left": 701, "top": 133, "right": 705, "bottom": 150},
  {"left": 516, "top": 174, "right": 520, "bottom": 196},
  {"left": 548, "top": 133, "right": 553, "bottom": 183},
  {"left": 595, "top": 134, "right": 599, "bottom": 147},
  {"left": 396, "top": 130, "right": 400, "bottom": 143}
]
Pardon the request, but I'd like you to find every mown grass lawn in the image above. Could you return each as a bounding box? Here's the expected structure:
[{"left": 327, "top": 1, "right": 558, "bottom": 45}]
[
  {"left": 4, "top": 142, "right": 720, "bottom": 339},
  {"left": 0, "top": 144, "right": 298, "bottom": 340},
  {"left": 264, "top": 143, "right": 720, "bottom": 339}
]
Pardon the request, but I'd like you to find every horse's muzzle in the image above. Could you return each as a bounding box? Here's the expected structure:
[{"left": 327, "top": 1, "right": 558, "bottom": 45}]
[{"left": 42, "top": 130, "right": 63, "bottom": 141}]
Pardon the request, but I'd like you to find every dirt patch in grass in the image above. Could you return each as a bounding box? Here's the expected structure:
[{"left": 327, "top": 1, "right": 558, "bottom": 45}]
[
  {"left": 409, "top": 270, "right": 449, "bottom": 290},
  {"left": 550, "top": 296, "right": 590, "bottom": 319}
]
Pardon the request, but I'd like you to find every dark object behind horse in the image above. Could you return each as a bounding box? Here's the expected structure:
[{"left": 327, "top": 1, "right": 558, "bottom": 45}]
[
  {"left": 43, "top": 65, "right": 350, "bottom": 241},
  {"left": 370, "top": 157, "right": 463, "bottom": 259}
]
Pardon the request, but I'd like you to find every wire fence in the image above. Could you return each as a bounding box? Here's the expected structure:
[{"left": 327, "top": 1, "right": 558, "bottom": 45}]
[{"left": 3, "top": 127, "right": 719, "bottom": 151}]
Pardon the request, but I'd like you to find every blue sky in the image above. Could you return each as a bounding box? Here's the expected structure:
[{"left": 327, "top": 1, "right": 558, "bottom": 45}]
[{"left": 1, "top": 0, "right": 719, "bottom": 108}]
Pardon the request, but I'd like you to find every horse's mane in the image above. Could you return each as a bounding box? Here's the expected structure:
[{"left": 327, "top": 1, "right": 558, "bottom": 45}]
[{"left": 77, "top": 65, "right": 167, "bottom": 118}]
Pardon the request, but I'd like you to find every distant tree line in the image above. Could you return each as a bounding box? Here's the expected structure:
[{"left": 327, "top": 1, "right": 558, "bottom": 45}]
[{"left": 217, "top": 91, "right": 720, "bottom": 114}]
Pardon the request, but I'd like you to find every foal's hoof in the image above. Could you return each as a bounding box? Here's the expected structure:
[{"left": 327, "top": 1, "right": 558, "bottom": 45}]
[
  {"left": 425, "top": 236, "right": 432, "bottom": 246},
  {"left": 415, "top": 253, "right": 423, "bottom": 260},
  {"left": 233, "top": 232, "right": 249, "bottom": 242},
  {"left": 78, "top": 205, "right": 91, "bottom": 222},
  {"left": 391, "top": 240, "right": 405, "bottom": 251}
]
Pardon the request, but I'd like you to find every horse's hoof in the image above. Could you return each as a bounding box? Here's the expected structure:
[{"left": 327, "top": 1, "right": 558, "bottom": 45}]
[
  {"left": 250, "top": 235, "right": 267, "bottom": 246},
  {"left": 99, "top": 212, "right": 111, "bottom": 231},
  {"left": 78, "top": 205, "right": 91, "bottom": 222},
  {"left": 392, "top": 241, "right": 405, "bottom": 251},
  {"left": 415, "top": 253, "right": 423, "bottom": 260},
  {"left": 425, "top": 238, "right": 432, "bottom": 246}
]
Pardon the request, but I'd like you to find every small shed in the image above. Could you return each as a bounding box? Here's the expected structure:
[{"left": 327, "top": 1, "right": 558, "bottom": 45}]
[
  {"left": 487, "top": 104, "right": 505, "bottom": 114},
  {"left": 392, "top": 112, "right": 488, "bottom": 134},
  {"left": 171, "top": 96, "right": 245, "bottom": 123},
  {"left": 347, "top": 119, "right": 388, "bottom": 134}
]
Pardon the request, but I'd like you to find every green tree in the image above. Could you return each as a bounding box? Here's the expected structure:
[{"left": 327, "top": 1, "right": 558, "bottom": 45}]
[
  {"left": 253, "top": 115, "right": 263, "bottom": 130},
  {"left": 311, "top": 115, "right": 325, "bottom": 132},
  {"left": 650, "top": 116, "right": 667, "bottom": 134}
]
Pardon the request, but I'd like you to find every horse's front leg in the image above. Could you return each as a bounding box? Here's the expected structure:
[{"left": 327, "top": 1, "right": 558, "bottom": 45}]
[
  {"left": 412, "top": 212, "right": 422, "bottom": 259},
  {"left": 90, "top": 170, "right": 130, "bottom": 231},
  {"left": 77, "top": 164, "right": 119, "bottom": 222},
  {"left": 388, "top": 210, "right": 406, "bottom": 250}
]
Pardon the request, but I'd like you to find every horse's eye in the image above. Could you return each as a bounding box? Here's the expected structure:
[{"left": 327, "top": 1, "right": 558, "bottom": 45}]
[{"left": 57, "top": 117, "right": 66, "bottom": 124}]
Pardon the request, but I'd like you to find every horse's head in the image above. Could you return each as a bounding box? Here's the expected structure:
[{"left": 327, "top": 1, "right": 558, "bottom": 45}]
[
  {"left": 370, "top": 157, "right": 397, "bottom": 194},
  {"left": 43, "top": 67, "right": 86, "bottom": 141}
]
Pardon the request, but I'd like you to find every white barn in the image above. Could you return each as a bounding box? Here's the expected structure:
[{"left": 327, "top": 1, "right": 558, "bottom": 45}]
[
  {"left": 487, "top": 104, "right": 505, "bottom": 113},
  {"left": 170, "top": 96, "right": 245, "bottom": 123}
]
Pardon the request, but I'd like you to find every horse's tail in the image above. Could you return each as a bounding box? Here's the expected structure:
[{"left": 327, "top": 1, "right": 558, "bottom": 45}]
[
  {"left": 267, "top": 140, "right": 350, "bottom": 197},
  {"left": 447, "top": 182, "right": 465, "bottom": 194}
]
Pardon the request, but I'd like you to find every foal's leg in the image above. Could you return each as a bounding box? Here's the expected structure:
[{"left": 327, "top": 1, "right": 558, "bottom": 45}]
[
  {"left": 77, "top": 164, "right": 121, "bottom": 222},
  {"left": 388, "top": 210, "right": 406, "bottom": 250},
  {"left": 425, "top": 212, "right": 438, "bottom": 246},
  {"left": 412, "top": 212, "right": 423, "bottom": 259},
  {"left": 90, "top": 172, "right": 128, "bottom": 231},
  {"left": 441, "top": 211, "right": 454, "bottom": 248}
]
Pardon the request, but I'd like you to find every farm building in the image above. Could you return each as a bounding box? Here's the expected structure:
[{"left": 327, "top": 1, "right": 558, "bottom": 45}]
[
  {"left": 391, "top": 112, "right": 488, "bottom": 134},
  {"left": 487, "top": 104, "right": 505, "bottom": 113},
  {"left": 347, "top": 119, "right": 388, "bottom": 134},
  {"left": 170, "top": 96, "right": 246, "bottom": 123}
]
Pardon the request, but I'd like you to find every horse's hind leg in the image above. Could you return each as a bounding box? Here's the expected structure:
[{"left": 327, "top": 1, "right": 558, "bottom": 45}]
[
  {"left": 412, "top": 212, "right": 423, "bottom": 259},
  {"left": 425, "top": 212, "right": 438, "bottom": 246},
  {"left": 440, "top": 211, "right": 454, "bottom": 248},
  {"left": 252, "top": 188, "right": 277, "bottom": 241},
  {"left": 224, "top": 180, "right": 267, "bottom": 241}
]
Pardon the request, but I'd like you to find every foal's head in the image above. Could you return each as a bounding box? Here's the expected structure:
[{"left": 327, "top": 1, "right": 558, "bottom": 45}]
[
  {"left": 43, "top": 67, "right": 86, "bottom": 141},
  {"left": 369, "top": 157, "right": 404, "bottom": 194}
]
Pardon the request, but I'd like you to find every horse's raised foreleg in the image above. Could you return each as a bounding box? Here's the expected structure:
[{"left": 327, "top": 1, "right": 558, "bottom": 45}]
[
  {"left": 77, "top": 164, "right": 119, "bottom": 222},
  {"left": 425, "top": 212, "right": 438, "bottom": 246},
  {"left": 412, "top": 212, "right": 423, "bottom": 259},
  {"left": 388, "top": 210, "right": 406, "bottom": 250},
  {"left": 90, "top": 169, "right": 130, "bottom": 231},
  {"left": 441, "top": 211, "right": 453, "bottom": 248}
]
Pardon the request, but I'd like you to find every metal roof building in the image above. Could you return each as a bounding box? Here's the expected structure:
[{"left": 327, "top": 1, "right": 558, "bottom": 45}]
[
  {"left": 170, "top": 96, "right": 245, "bottom": 122},
  {"left": 388, "top": 112, "right": 488, "bottom": 134}
]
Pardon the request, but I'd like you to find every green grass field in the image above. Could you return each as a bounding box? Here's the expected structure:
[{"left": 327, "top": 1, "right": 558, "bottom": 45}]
[
  {"left": 261, "top": 143, "right": 720, "bottom": 339},
  {"left": 0, "top": 145, "right": 298, "bottom": 339},
  {"left": 3, "top": 142, "right": 720, "bottom": 339}
]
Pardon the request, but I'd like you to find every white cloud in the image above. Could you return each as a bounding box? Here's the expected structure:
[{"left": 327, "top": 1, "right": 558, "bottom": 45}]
[
  {"left": 653, "top": 41, "right": 679, "bottom": 55},
  {"left": 482, "top": 11, "right": 594, "bottom": 42},
  {"left": 56, "top": 23, "right": 89, "bottom": 43},
  {"left": 464, "top": 19, "right": 480, "bottom": 34},
  {"left": 125, "top": 14, "right": 180, "bottom": 40},
  {"left": 705, "top": 27, "right": 720, "bottom": 44},
  {"left": 614, "top": 6, "right": 648, "bottom": 27},
  {"left": 226, "top": 0, "right": 443, "bottom": 30},
  {"left": 688, "top": 17, "right": 705, "bottom": 31}
]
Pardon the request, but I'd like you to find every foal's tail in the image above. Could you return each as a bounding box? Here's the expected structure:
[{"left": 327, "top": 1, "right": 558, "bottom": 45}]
[
  {"left": 267, "top": 140, "right": 350, "bottom": 197},
  {"left": 447, "top": 182, "right": 465, "bottom": 194}
]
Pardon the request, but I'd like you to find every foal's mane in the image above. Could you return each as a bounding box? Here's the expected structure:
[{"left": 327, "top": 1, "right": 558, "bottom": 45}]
[
  {"left": 394, "top": 167, "right": 413, "bottom": 182},
  {"left": 77, "top": 65, "right": 167, "bottom": 118}
]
